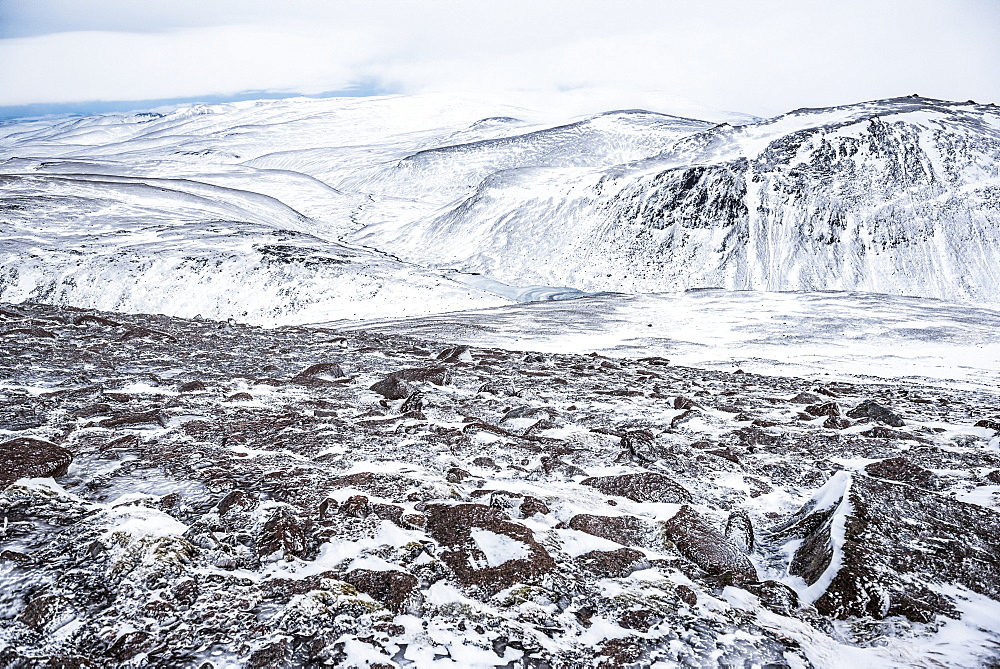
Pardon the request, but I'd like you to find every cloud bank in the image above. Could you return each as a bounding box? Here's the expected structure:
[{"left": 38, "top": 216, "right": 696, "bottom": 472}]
[{"left": 1, "top": 0, "right": 998, "bottom": 117}]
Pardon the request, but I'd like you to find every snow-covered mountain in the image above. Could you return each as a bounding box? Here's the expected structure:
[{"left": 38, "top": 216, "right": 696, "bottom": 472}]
[
  {"left": 1, "top": 94, "right": 998, "bottom": 327},
  {"left": 350, "top": 96, "right": 1000, "bottom": 303}
]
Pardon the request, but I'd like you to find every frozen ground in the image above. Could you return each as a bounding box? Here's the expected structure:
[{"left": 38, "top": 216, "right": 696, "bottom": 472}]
[{"left": 335, "top": 290, "right": 1000, "bottom": 393}]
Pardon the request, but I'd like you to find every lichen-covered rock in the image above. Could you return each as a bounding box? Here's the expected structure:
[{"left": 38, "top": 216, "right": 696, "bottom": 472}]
[
  {"left": 568, "top": 514, "right": 653, "bottom": 548},
  {"left": 576, "top": 548, "right": 649, "bottom": 578},
  {"left": 846, "top": 400, "right": 905, "bottom": 426},
  {"left": 662, "top": 506, "right": 757, "bottom": 583},
  {"left": 343, "top": 568, "right": 421, "bottom": 613},
  {"left": 0, "top": 438, "right": 73, "bottom": 487},
  {"left": 580, "top": 472, "right": 692, "bottom": 503},
  {"left": 370, "top": 366, "right": 451, "bottom": 399},
  {"left": 772, "top": 472, "right": 1000, "bottom": 622},
  {"left": 864, "top": 456, "right": 938, "bottom": 489},
  {"left": 423, "top": 503, "right": 555, "bottom": 595}
]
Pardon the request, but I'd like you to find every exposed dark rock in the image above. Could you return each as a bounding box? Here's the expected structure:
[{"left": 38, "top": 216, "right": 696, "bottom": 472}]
[
  {"left": 662, "top": 506, "right": 757, "bottom": 583},
  {"left": 675, "top": 584, "right": 697, "bottom": 607},
  {"left": 370, "top": 366, "right": 451, "bottom": 399},
  {"left": 247, "top": 639, "right": 292, "bottom": 669},
  {"left": 864, "top": 457, "right": 937, "bottom": 488},
  {"left": 343, "top": 568, "right": 421, "bottom": 613},
  {"left": 774, "top": 473, "right": 1000, "bottom": 621},
  {"left": 846, "top": 400, "right": 906, "bottom": 427},
  {"left": 423, "top": 503, "right": 555, "bottom": 595},
  {"left": 724, "top": 509, "right": 755, "bottom": 553},
  {"left": 0, "top": 438, "right": 73, "bottom": 486},
  {"left": 568, "top": 514, "right": 652, "bottom": 548},
  {"left": 580, "top": 472, "right": 692, "bottom": 503},
  {"left": 823, "top": 416, "right": 851, "bottom": 430},
  {"left": 576, "top": 548, "right": 649, "bottom": 578},
  {"left": 805, "top": 402, "right": 840, "bottom": 417},
  {"left": 743, "top": 580, "right": 799, "bottom": 616}
]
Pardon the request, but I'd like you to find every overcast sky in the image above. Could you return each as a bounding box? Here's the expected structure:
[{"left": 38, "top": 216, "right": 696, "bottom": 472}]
[{"left": 1, "top": 0, "right": 998, "bottom": 118}]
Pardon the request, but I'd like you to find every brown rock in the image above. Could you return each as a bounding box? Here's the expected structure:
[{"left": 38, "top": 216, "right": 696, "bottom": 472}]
[
  {"left": 581, "top": 472, "right": 692, "bottom": 504},
  {"left": 0, "top": 438, "right": 73, "bottom": 487},
  {"left": 676, "top": 584, "right": 697, "bottom": 606},
  {"left": 519, "top": 496, "right": 550, "bottom": 517},
  {"left": 865, "top": 457, "right": 937, "bottom": 489},
  {"left": 257, "top": 508, "right": 308, "bottom": 559},
  {"left": 662, "top": 506, "right": 757, "bottom": 583},
  {"left": 424, "top": 503, "right": 555, "bottom": 595},
  {"left": 576, "top": 548, "right": 649, "bottom": 578},
  {"left": 568, "top": 514, "right": 652, "bottom": 548},
  {"left": 343, "top": 569, "right": 421, "bottom": 613}
]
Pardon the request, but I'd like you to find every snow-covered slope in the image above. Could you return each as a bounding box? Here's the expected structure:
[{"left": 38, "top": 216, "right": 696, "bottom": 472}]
[
  {"left": 2, "top": 94, "right": 998, "bottom": 325},
  {"left": 349, "top": 96, "right": 1000, "bottom": 304}
]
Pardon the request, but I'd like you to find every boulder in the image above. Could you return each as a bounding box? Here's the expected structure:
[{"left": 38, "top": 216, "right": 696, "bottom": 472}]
[
  {"left": 846, "top": 400, "right": 905, "bottom": 427},
  {"left": 580, "top": 472, "right": 692, "bottom": 504},
  {"left": 568, "top": 514, "right": 652, "bottom": 548},
  {"left": 662, "top": 506, "right": 757, "bottom": 583},
  {"left": 343, "top": 568, "right": 421, "bottom": 613},
  {"left": 370, "top": 367, "right": 451, "bottom": 400},
  {"left": 770, "top": 472, "right": 1000, "bottom": 622},
  {"left": 423, "top": 503, "right": 554, "bottom": 595},
  {"left": 576, "top": 548, "right": 649, "bottom": 578},
  {"left": 0, "top": 438, "right": 73, "bottom": 487}
]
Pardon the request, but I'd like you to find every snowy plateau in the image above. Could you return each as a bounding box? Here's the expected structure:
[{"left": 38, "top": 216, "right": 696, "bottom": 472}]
[{"left": 0, "top": 94, "right": 999, "bottom": 668}]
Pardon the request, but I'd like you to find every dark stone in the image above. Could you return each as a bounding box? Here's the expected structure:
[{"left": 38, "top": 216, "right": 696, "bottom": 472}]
[
  {"left": 790, "top": 392, "right": 824, "bottom": 404},
  {"left": 178, "top": 380, "right": 207, "bottom": 392},
  {"left": 568, "top": 514, "right": 652, "bottom": 548},
  {"left": 743, "top": 580, "right": 799, "bottom": 616},
  {"left": 864, "top": 457, "right": 937, "bottom": 489},
  {"left": 247, "top": 639, "right": 292, "bottom": 669},
  {"left": 805, "top": 402, "right": 840, "bottom": 417},
  {"left": 576, "top": 548, "right": 648, "bottom": 578},
  {"left": 472, "top": 456, "right": 500, "bottom": 470},
  {"left": 974, "top": 418, "right": 1000, "bottom": 432},
  {"left": 0, "top": 438, "right": 73, "bottom": 487},
  {"left": 773, "top": 473, "right": 1000, "bottom": 621},
  {"left": 846, "top": 400, "right": 905, "bottom": 427},
  {"left": 987, "top": 470, "right": 1000, "bottom": 485},
  {"left": 580, "top": 472, "right": 692, "bottom": 504},
  {"left": 257, "top": 508, "right": 308, "bottom": 559},
  {"left": 343, "top": 568, "right": 421, "bottom": 613},
  {"left": 519, "top": 496, "right": 550, "bottom": 517},
  {"left": 676, "top": 584, "right": 697, "bottom": 607},
  {"left": 370, "top": 503, "right": 404, "bottom": 525},
  {"left": 423, "top": 503, "right": 555, "bottom": 595},
  {"left": 662, "top": 506, "right": 757, "bottom": 583},
  {"left": 370, "top": 366, "right": 451, "bottom": 399},
  {"left": 224, "top": 392, "right": 254, "bottom": 402}
]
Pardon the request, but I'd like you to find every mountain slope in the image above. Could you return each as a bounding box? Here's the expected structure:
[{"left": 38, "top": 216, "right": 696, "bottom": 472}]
[{"left": 349, "top": 96, "right": 1000, "bottom": 303}]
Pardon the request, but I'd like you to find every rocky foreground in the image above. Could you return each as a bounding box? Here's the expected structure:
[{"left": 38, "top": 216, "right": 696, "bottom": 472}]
[{"left": 1, "top": 302, "right": 999, "bottom": 668}]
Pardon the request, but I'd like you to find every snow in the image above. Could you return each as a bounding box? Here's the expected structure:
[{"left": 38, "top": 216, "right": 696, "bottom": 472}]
[
  {"left": 341, "top": 290, "right": 1000, "bottom": 392},
  {"left": 468, "top": 528, "right": 531, "bottom": 567}
]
